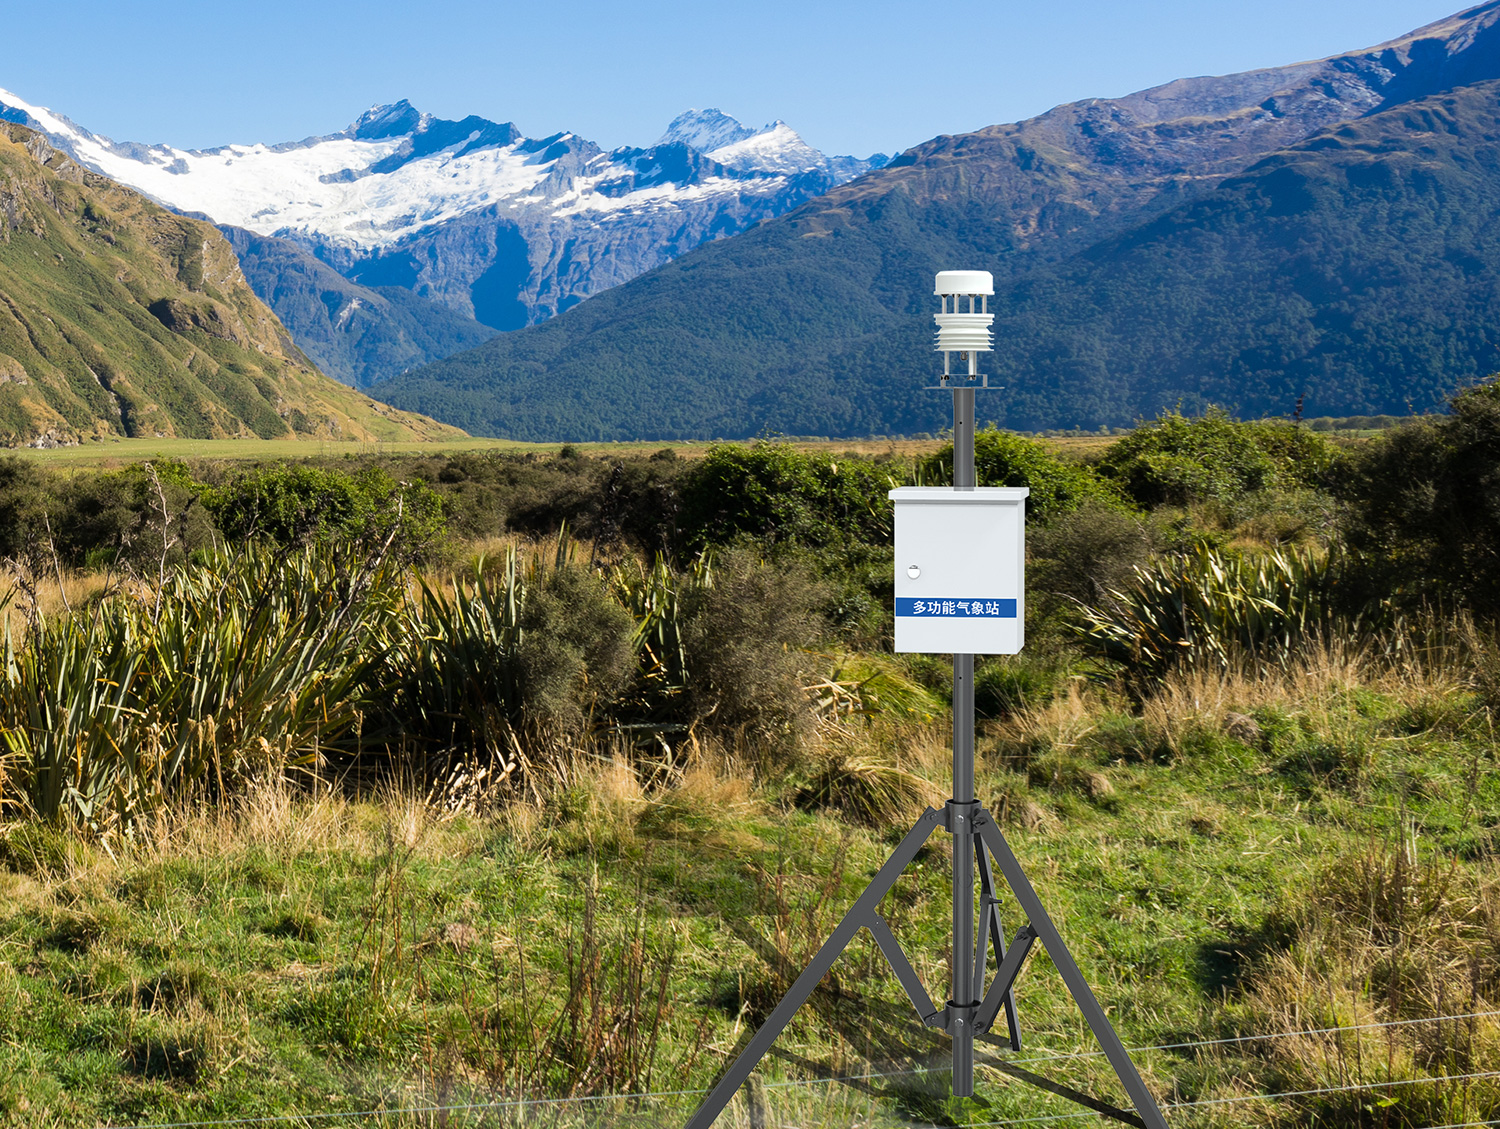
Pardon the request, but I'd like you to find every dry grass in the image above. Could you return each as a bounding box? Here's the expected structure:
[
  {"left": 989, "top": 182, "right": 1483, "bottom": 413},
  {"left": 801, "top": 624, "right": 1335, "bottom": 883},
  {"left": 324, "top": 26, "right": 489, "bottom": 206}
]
[
  {"left": 1219, "top": 834, "right": 1500, "bottom": 1125},
  {"left": 552, "top": 747, "right": 765, "bottom": 856}
]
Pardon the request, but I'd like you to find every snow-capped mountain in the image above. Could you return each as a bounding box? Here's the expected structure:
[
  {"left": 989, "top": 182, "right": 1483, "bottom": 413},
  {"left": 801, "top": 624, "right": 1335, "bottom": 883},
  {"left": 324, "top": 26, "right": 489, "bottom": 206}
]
[
  {"left": 0, "top": 89, "right": 888, "bottom": 386},
  {"left": 657, "top": 108, "right": 886, "bottom": 178},
  {"left": 657, "top": 108, "right": 762, "bottom": 154}
]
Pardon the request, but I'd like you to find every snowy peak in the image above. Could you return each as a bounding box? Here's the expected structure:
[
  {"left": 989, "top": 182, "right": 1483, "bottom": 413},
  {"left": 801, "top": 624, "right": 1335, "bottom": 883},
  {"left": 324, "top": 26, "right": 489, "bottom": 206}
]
[
  {"left": 657, "top": 107, "right": 886, "bottom": 181},
  {"left": 348, "top": 99, "right": 429, "bottom": 139},
  {"left": 707, "top": 120, "right": 825, "bottom": 174},
  {"left": 656, "top": 108, "right": 759, "bottom": 153},
  {"left": 345, "top": 100, "right": 523, "bottom": 155}
]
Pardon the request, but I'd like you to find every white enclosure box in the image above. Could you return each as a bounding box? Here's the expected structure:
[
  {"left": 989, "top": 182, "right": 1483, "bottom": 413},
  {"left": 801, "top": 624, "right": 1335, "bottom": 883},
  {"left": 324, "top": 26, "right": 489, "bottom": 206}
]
[{"left": 890, "top": 487, "right": 1027, "bottom": 654}]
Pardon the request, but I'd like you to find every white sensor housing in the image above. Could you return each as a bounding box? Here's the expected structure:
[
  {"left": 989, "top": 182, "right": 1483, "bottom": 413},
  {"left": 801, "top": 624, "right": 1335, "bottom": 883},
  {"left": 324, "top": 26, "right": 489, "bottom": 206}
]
[
  {"left": 934, "top": 270, "right": 994, "bottom": 371},
  {"left": 930, "top": 269, "right": 990, "bottom": 350}
]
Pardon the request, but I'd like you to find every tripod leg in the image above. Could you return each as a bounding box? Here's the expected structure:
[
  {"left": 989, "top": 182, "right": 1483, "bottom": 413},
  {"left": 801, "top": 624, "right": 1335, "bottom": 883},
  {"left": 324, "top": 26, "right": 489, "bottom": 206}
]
[
  {"left": 974, "top": 814, "right": 1171, "bottom": 1129},
  {"left": 867, "top": 913, "right": 943, "bottom": 1025},
  {"left": 685, "top": 807, "right": 943, "bottom": 1129},
  {"left": 975, "top": 837, "right": 1022, "bottom": 1051}
]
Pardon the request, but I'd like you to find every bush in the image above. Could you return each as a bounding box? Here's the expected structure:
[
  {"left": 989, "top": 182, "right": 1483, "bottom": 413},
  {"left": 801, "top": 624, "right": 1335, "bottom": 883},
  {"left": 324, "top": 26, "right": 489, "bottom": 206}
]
[
  {"left": 1096, "top": 409, "right": 1335, "bottom": 508},
  {"left": 1339, "top": 380, "right": 1500, "bottom": 618},
  {"left": 1029, "top": 500, "right": 1154, "bottom": 609},
  {"left": 201, "top": 464, "right": 444, "bottom": 559},
  {"left": 0, "top": 458, "right": 60, "bottom": 563},
  {"left": 677, "top": 442, "right": 896, "bottom": 552},
  {"left": 512, "top": 567, "right": 635, "bottom": 729},
  {"left": 54, "top": 460, "right": 216, "bottom": 572},
  {"left": 374, "top": 553, "right": 636, "bottom": 773},
  {"left": 680, "top": 549, "right": 825, "bottom": 749},
  {"left": 919, "top": 430, "right": 1121, "bottom": 522}
]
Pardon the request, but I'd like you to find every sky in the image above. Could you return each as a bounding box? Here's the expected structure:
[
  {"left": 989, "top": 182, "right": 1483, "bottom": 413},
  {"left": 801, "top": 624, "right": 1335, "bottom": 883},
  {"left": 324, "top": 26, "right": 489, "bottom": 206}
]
[{"left": 3, "top": 0, "right": 1478, "bottom": 157}]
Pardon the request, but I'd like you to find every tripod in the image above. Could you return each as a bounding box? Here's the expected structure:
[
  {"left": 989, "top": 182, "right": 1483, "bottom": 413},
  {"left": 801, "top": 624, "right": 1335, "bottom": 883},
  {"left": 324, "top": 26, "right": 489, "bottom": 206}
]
[{"left": 684, "top": 383, "right": 1169, "bottom": 1129}]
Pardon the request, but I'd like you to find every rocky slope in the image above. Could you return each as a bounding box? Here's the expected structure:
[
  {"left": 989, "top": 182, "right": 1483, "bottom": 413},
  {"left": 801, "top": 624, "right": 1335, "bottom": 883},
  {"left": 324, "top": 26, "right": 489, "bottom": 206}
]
[
  {"left": 0, "top": 122, "right": 459, "bottom": 445},
  {"left": 0, "top": 95, "right": 887, "bottom": 384},
  {"left": 373, "top": 2, "right": 1500, "bottom": 439}
]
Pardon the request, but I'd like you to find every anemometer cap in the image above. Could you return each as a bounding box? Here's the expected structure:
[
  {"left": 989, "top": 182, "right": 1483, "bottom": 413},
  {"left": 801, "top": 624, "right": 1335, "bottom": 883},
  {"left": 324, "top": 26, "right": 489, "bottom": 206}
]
[{"left": 934, "top": 270, "right": 994, "bottom": 296}]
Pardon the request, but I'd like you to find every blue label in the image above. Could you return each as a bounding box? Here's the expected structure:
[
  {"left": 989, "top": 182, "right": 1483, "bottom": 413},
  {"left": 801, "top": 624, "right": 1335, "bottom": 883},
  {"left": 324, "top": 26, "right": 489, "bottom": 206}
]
[{"left": 896, "top": 598, "right": 1017, "bottom": 618}]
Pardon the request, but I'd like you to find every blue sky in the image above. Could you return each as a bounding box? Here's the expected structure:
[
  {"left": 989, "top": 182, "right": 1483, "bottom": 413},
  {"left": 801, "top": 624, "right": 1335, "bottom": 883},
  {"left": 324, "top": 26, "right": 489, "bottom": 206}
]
[{"left": 9, "top": 1, "right": 1473, "bottom": 156}]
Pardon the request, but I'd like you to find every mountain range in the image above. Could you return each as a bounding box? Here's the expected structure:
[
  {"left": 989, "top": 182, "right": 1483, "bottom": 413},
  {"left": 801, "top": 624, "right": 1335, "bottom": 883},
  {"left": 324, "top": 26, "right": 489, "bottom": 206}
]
[
  {"left": 369, "top": 2, "right": 1500, "bottom": 439},
  {"left": 0, "top": 121, "right": 456, "bottom": 445},
  {"left": 0, "top": 93, "right": 886, "bottom": 386}
]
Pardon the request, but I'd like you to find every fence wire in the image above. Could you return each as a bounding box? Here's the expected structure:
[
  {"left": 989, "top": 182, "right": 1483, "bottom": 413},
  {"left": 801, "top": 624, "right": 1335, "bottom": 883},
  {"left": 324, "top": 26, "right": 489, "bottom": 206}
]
[{"left": 102, "top": 1006, "right": 1500, "bottom": 1129}]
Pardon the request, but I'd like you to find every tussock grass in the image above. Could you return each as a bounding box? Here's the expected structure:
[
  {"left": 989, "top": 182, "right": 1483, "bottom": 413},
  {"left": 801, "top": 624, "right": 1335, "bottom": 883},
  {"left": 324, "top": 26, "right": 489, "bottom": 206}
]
[{"left": 0, "top": 530, "right": 1495, "bottom": 1125}]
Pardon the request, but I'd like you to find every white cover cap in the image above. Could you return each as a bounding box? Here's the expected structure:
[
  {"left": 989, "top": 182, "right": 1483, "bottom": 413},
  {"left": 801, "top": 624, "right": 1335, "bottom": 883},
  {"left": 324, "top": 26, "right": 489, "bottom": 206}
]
[{"left": 934, "top": 270, "right": 994, "bottom": 296}]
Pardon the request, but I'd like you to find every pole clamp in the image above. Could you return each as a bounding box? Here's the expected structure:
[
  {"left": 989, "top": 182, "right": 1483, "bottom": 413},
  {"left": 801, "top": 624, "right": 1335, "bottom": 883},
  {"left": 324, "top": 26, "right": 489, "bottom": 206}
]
[
  {"left": 942, "top": 999, "right": 980, "bottom": 1034},
  {"left": 943, "top": 799, "right": 981, "bottom": 835}
]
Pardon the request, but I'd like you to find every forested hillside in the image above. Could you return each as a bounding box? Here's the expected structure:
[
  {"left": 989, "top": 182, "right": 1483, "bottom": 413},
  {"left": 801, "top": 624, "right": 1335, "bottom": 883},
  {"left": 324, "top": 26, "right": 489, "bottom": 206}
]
[
  {"left": 223, "top": 227, "right": 498, "bottom": 387},
  {"left": 986, "top": 80, "right": 1500, "bottom": 426},
  {"left": 373, "top": 6, "right": 1500, "bottom": 439}
]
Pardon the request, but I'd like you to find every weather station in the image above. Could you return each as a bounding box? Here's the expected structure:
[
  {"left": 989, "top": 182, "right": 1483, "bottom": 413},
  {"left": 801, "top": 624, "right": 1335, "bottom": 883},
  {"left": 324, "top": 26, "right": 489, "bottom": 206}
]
[{"left": 684, "top": 272, "right": 1171, "bottom": 1129}]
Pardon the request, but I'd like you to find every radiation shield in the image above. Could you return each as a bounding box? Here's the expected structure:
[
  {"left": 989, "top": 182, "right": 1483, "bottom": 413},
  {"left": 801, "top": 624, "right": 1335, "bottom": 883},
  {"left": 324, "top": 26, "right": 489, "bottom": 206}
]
[{"left": 891, "top": 487, "right": 1027, "bottom": 655}]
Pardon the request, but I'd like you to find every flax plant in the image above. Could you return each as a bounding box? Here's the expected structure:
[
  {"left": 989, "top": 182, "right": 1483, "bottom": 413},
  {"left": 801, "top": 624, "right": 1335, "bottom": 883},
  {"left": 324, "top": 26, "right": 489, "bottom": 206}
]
[
  {"left": 0, "top": 542, "right": 400, "bottom": 833},
  {"left": 1076, "top": 544, "right": 1342, "bottom": 678}
]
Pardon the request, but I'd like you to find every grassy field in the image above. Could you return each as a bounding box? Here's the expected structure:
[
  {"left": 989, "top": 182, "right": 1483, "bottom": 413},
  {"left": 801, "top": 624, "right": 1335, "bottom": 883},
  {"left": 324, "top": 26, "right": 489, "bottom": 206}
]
[
  {"left": 0, "top": 405, "right": 1491, "bottom": 1128},
  {"left": 1, "top": 640, "right": 1497, "bottom": 1128},
  {"left": 6, "top": 421, "right": 1411, "bottom": 469},
  {"left": 4, "top": 433, "right": 1087, "bottom": 469}
]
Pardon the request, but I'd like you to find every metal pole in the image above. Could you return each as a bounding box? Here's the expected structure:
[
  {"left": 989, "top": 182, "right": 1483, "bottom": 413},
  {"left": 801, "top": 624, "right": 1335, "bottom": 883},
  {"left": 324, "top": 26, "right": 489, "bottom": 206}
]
[{"left": 950, "top": 384, "right": 977, "bottom": 1093}]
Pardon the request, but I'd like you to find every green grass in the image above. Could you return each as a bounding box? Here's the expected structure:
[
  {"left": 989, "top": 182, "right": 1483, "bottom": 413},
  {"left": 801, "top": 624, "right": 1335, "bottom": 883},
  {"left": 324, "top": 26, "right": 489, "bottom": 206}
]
[{"left": 0, "top": 648, "right": 1496, "bottom": 1127}]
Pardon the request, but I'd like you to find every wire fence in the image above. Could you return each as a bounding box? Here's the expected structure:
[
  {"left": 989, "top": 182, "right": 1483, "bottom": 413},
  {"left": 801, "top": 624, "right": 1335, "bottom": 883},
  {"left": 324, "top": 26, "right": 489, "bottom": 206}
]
[{"left": 100, "top": 1006, "right": 1500, "bottom": 1129}]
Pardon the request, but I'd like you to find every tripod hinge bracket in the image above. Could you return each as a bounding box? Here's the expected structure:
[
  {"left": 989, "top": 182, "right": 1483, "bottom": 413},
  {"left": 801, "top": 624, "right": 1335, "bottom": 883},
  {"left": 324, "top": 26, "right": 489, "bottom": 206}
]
[
  {"left": 940, "top": 999, "right": 981, "bottom": 1034},
  {"left": 943, "top": 799, "right": 981, "bottom": 834}
]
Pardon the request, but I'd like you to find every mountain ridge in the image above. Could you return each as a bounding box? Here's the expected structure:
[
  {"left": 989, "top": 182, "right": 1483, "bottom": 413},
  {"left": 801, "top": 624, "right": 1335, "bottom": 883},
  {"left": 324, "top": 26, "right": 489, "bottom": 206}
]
[
  {"left": 0, "top": 91, "right": 888, "bottom": 356},
  {"left": 371, "top": 2, "right": 1500, "bottom": 439}
]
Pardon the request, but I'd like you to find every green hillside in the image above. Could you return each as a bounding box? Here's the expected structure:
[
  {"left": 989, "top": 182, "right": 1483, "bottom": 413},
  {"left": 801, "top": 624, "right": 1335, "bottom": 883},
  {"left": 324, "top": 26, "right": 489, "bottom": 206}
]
[
  {"left": 375, "top": 80, "right": 1500, "bottom": 440},
  {"left": 0, "top": 123, "right": 460, "bottom": 445}
]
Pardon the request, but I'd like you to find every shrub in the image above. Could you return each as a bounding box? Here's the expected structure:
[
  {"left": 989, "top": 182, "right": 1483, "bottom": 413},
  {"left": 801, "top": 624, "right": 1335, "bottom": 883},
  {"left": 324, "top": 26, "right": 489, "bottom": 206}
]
[
  {"left": 0, "top": 457, "right": 60, "bottom": 562},
  {"left": 679, "top": 548, "right": 825, "bottom": 750},
  {"left": 56, "top": 460, "right": 215, "bottom": 571},
  {"left": 677, "top": 442, "right": 896, "bottom": 552},
  {"left": 201, "top": 464, "right": 444, "bottom": 559},
  {"left": 918, "top": 430, "right": 1121, "bottom": 522},
  {"left": 512, "top": 566, "right": 635, "bottom": 728},
  {"left": 375, "top": 552, "right": 635, "bottom": 776},
  {"left": 1029, "top": 500, "right": 1153, "bottom": 609},
  {"left": 1096, "top": 409, "right": 1335, "bottom": 508},
  {"left": 1339, "top": 379, "right": 1500, "bottom": 618}
]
